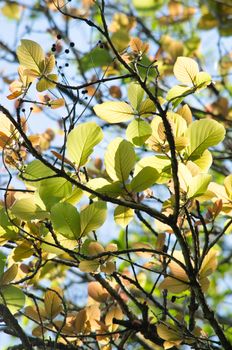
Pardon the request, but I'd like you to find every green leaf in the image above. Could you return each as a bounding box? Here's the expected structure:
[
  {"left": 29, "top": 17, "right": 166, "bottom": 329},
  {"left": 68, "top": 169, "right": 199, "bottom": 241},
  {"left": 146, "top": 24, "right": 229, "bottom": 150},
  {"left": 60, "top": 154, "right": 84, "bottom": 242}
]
[
  {"left": 23, "top": 160, "right": 54, "bottom": 186},
  {"left": 94, "top": 101, "right": 134, "bottom": 123},
  {"left": 127, "top": 82, "right": 144, "bottom": 110},
  {"left": 11, "top": 197, "right": 48, "bottom": 221},
  {"left": 87, "top": 178, "right": 122, "bottom": 199},
  {"left": 0, "top": 251, "right": 6, "bottom": 276},
  {"left": 195, "top": 72, "right": 211, "bottom": 89},
  {"left": 66, "top": 122, "right": 103, "bottom": 168},
  {"left": 79, "top": 260, "right": 100, "bottom": 273},
  {"left": 80, "top": 201, "right": 107, "bottom": 236},
  {"left": 126, "top": 119, "right": 152, "bottom": 146},
  {"left": 80, "top": 47, "right": 112, "bottom": 72},
  {"left": 134, "top": 156, "right": 171, "bottom": 184},
  {"left": 39, "top": 177, "right": 72, "bottom": 210},
  {"left": 23, "top": 160, "right": 55, "bottom": 181},
  {"left": 51, "top": 202, "right": 81, "bottom": 240},
  {"left": 224, "top": 174, "right": 232, "bottom": 200},
  {"left": 193, "top": 150, "right": 212, "bottom": 172},
  {"left": 0, "top": 285, "right": 25, "bottom": 314},
  {"left": 188, "top": 174, "right": 212, "bottom": 199},
  {"left": 166, "top": 85, "right": 193, "bottom": 106},
  {"left": 36, "top": 73, "right": 58, "bottom": 92},
  {"left": 104, "top": 137, "right": 136, "bottom": 182},
  {"left": 0, "top": 207, "right": 18, "bottom": 238},
  {"left": 41, "top": 233, "right": 77, "bottom": 256},
  {"left": 186, "top": 119, "right": 225, "bottom": 160},
  {"left": 138, "top": 98, "right": 156, "bottom": 117},
  {"left": 64, "top": 188, "right": 83, "bottom": 205},
  {"left": 167, "top": 112, "right": 188, "bottom": 137},
  {"left": 114, "top": 206, "right": 134, "bottom": 228},
  {"left": 173, "top": 56, "right": 199, "bottom": 85},
  {"left": 111, "top": 30, "right": 130, "bottom": 51},
  {"left": 17, "top": 39, "right": 44, "bottom": 75},
  {"left": 133, "top": 0, "right": 163, "bottom": 11},
  {"left": 131, "top": 166, "right": 159, "bottom": 192}
]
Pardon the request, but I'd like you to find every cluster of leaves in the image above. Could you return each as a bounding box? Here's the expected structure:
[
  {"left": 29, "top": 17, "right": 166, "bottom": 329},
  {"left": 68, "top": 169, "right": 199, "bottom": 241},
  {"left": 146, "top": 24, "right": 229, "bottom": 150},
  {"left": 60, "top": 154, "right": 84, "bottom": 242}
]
[{"left": 0, "top": 1, "right": 232, "bottom": 350}]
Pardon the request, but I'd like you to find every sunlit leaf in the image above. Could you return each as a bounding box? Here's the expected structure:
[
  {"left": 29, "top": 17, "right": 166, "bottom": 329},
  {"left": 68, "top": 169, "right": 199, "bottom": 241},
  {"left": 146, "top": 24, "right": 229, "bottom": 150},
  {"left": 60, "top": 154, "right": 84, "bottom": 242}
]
[
  {"left": 0, "top": 252, "right": 6, "bottom": 276},
  {"left": 114, "top": 205, "right": 134, "bottom": 227},
  {"left": 173, "top": 56, "right": 199, "bottom": 85},
  {"left": 224, "top": 174, "right": 232, "bottom": 200},
  {"left": 0, "top": 264, "right": 18, "bottom": 286},
  {"left": 80, "top": 201, "right": 107, "bottom": 236},
  {"left": 17, "top": 39, "right": 45, "bottom": 75},
  {"left": 185, "top": 119, "right": 225, "bottom": 160},
  {"left": 138, "top": 98, "right": 156, "bottom": 117},
  {"left": 167, "top": 85, "right": 193, "bottom": 105},
  {"left": 39, "top": 177, "right": 72, "bottom": 210},
  {"left": 23, "top": 160, "right": 54, "bottom": 185},
  {"left": 11, "top": 197, "right": 48, "bottom": 221},
  {"left": 104, "top": 137, "right": 136, "bottom": 182},
  {"left": 94, "top": 101, "right": 134, "bottom": 123},
  {"left": 51, "top": 202, "right": 81, "bottom": 240},
  {"left": 36, "top": 73, "right": 58, "bottom": 92},
  {"left": 126, "top": 119, "right": 152, "bottom": 146},
  {"left": 195, "top": 72, "right": 211, "bottom": 89},
  {"left": 66, "top": 122, "right": 103, "bottom": 168},
  {"left": 187, "top": 173, "right": 211, "bottom": 199},
  {"left": 1, "top": 3, "right": 21, "bottom": 20},
  {"left": 193, "top": 150, "right": 212, "bottom": 172},
  {"left": 0, "top": 285, "right": 25, "bottom": 314},
  {"left": 177, "top": 104, "right": 192, "bottom": 125},
  {"left": 131, "top": 166, "right": 159, "bottom": 192},
  {"left": 127, "top": 82, "right": 144, "bottom": 110},
  {"left": 105, "top": 305, "right": 123, "bottom": 331}
]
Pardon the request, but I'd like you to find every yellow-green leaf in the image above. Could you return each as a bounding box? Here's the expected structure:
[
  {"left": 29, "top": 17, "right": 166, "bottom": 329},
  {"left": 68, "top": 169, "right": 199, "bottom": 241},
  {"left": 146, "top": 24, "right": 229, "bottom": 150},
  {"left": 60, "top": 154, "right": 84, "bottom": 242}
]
[
  {"left": 131, "top": 166, "right": 159, "bottom": 192},
  {"left": 173, "top": 56, "right": 199, "bottom": 85},
  {"left": 51, "top": 202, "right": 81, "bottom": 240},
  {"left": 0, "top": 264, "right": 18, "bottom": 286},
  {"left": 185, "top": 119, "right": 225, "bottom": 160},
  {"left": 80, "top": 201, "right": 107, "bottom": 236},
  {"left": 187, "top": 174, "right": 211, "bottom": 199},
  {"left": 17, "top": 39, "right": 45, "bottom": 74},
  {"left": 126, "top": 119, "right": 152, "bottom": 146},
  {"left": 138, "top": 98, "right": 156, "bottom": 117},
  {"left": 127, "top": 82, "right": 144, "bottom": 110},
  {"left": 11, "top": 197, "right": 48, "bottom": 221},
  {"left": 0, "top": 285, "right": 25, "bottom": 314},
  {"left": 79, "top": 260, "right": 100, "bottom": 273},
  {"left": 66, "top": 122, "right": 103, "bottom": 168},
  {"left": 114, "top": 205, "right": 134, "bottom": 228},
  {"left": 104, "top": 137, "right": 136, "bottom": 182},
  {"left": 94, "top": 101, "right": 134, "bottom": 123},
  {"left": 36, "top": 73, "right": 57, "bottom": 92},
  {"left": 166, "top": 85, "right": 193, "bottom": 104},
  {"left": 195, "top": 71, "right": 211, "bottom": 89},
  {"left": 224, "top": 174, "right": 232, "bottom": 200}
]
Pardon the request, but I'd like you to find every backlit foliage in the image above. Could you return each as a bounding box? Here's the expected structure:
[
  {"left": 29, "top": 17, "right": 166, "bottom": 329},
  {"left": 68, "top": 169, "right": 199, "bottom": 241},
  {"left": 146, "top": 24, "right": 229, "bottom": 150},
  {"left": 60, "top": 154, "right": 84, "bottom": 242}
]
[{"left": 0, "top": 1, "right": 232, "bottom": 350}]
